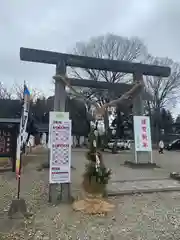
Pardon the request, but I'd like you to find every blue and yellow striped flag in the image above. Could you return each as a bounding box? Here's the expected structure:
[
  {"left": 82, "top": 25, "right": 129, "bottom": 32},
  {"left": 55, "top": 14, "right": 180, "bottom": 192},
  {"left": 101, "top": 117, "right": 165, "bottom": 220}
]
[{"left": 24, "top": 84, "right": 30, "bottom": 104}]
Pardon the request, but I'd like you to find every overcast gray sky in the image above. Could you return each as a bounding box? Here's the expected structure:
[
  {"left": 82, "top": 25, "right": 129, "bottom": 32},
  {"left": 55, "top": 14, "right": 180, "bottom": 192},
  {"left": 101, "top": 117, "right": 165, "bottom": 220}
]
[{"left": 1, "top": 0, "right": 180, "bottom": 98}]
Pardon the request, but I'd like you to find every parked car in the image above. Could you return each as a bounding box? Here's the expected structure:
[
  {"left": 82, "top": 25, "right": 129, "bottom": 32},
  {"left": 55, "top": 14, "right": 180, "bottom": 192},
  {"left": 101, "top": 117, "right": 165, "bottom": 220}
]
[
  {"left": 107, "top": 139, "right": 131, "bottom": 152},
  {"left": 166, "top": 139, "right": 180, "bottom": 150}
]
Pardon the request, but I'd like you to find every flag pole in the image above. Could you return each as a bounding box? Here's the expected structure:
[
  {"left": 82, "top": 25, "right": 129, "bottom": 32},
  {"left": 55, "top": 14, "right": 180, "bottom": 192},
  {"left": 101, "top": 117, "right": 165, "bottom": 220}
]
[
  {"left": 8, "top": 82, "right": 31, "bottom": 218},
  {"left": 17, "top": 92, "right": 24, "bottom": 199},
  {"left": 16, "top": 81, "right": 30, "bottom": 198}
]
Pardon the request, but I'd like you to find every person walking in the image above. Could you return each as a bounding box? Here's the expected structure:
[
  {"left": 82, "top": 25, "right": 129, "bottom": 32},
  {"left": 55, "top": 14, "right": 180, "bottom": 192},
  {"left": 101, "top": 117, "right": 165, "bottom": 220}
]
[{"left": 159, "top": 140, "right": 164, "bottom": 154}]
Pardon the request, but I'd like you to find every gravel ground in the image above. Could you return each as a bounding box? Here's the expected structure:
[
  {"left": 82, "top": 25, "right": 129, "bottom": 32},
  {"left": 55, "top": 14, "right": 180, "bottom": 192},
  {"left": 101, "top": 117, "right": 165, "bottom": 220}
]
[{"left": 1, "top": 148, "right": 180, "bottom": 239}]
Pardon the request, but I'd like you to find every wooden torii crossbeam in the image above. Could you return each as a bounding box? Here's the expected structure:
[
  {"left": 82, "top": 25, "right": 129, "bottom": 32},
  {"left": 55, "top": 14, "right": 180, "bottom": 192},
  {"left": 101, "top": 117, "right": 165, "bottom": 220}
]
[
  {"left": 20, "top": 47, "right": 170, "bottom": 77},
  {"left": 20, "top": 47, "right": 171, "bottom": 204},
  {"left": 58, "top": 77, "right": 152, "bottom": 101}
]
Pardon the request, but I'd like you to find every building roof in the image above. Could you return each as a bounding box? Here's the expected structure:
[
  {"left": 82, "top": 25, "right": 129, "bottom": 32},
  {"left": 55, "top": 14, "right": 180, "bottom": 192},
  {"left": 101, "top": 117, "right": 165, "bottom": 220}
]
[{"left": 0, "top": 118, "right": 20, "bottom": 124}]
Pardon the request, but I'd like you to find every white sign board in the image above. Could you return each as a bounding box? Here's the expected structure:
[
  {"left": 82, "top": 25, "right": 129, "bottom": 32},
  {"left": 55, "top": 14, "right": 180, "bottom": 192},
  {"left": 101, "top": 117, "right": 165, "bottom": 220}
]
[
  {"left": 133, "top": 116, "right": 152, "bottom": 152},
  {"left": 48, "top": 112, "right": 69, "bottom": 148},
  {"left": 49, "top": 112, "right": 71, "bottom": 183}
]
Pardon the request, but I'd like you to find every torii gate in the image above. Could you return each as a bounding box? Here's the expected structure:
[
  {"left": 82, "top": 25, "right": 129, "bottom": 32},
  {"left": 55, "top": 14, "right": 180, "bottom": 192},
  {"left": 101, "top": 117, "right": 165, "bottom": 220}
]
[{"left": 20, "top": 47, "right": 170, "bottom": 203}]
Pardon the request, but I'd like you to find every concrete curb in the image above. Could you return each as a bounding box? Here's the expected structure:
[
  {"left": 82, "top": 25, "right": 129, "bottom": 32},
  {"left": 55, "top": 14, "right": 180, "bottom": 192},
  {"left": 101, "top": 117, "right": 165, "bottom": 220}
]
[
  {"left": 107, "top": 186, "right": 180, "bottom": 197},
  {"left": 110, "top": 177, "right": 170, "bottom": 183},
  {"left": 124, "top": 160, "right": 160, "bottom": 169},
  {"left": 0, "top": 167, "right": 12, "bottom": 173}
]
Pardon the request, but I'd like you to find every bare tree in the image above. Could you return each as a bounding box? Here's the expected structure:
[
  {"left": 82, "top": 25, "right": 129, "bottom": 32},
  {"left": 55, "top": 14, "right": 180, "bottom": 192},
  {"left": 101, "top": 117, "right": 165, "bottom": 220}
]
[
  {"left": 71, "top": 34, "right": 147, "bottom": 83},
  {"left": 144, "top": 55, "right": 180, "bottom": 113},
  {"left": 0, "top": 82, "right": 12, "bottom": 99},
  {"left": 144, "top": 55, "right": 180, "bottom": 141},
  {"left": 70, "top": 34, "right": 148, "bottom": 108},
  {"left": 69, "top": 34, "right": 147, "bottom": 137}
]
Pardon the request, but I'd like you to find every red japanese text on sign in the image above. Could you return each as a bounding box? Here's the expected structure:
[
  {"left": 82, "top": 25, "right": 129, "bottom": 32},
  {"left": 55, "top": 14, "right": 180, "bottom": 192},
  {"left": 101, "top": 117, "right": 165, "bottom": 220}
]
[
  {"left": 134, "top": 116, "right": 152, "bottom": 152},
  {"left": 143, "top": 142, "right": 148, "bottom": 148},
  {"left": 142, "top": 133, "right": 147, "bottom": 141},
  {"left": 141, "top": 118, "right": 148, "bottom": 148},
  {"left": 142, "top": 126, "right": 147, "bottom": 132},
  {"left": 141, "top": 119, "right": 147, "bottom": 125}
]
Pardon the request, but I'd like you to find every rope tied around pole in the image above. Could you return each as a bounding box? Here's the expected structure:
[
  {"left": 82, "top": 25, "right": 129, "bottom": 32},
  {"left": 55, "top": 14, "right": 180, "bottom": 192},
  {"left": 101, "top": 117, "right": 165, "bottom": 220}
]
[{"left": 53, "top": 74, "right": 144, "bottom": 118}]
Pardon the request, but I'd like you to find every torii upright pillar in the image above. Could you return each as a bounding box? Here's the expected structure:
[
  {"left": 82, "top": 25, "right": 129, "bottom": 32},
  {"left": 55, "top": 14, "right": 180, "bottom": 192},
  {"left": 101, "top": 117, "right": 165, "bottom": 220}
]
[
  {"left": 49, "top": 60, "right": 71, "bottom": 203},
  {"left": 132, "top": 72, "right": 152, "bottom": 164}
]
